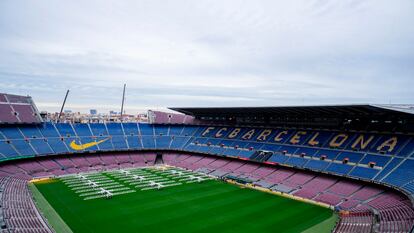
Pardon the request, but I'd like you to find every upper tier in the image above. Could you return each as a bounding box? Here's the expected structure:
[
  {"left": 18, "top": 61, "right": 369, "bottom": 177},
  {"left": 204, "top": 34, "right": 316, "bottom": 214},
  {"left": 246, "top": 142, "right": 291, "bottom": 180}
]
[
  {"left": 0, "top": 123, "right": 413, "bottom": 196},
  {"left": 0, "top": 93, "right": 42, "bottom": 124}
]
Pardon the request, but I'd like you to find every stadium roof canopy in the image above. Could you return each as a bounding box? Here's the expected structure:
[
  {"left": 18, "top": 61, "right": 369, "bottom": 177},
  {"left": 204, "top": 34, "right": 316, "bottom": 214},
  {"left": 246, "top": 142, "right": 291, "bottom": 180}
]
[
  {"left": 170, "top": 104, "right": 414, "bottom": 118},
  {"left": 171, "top": 104, "right": 414, "bottom": 132}
]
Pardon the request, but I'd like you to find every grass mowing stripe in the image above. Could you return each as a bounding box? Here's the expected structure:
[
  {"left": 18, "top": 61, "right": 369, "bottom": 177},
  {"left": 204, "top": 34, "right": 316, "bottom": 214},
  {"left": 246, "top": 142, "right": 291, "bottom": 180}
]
[
  {"left": 130, "top": 185, "right": 262, "bottom": 229},
  {"left": 34, "top": 169, "right": 336, "bottom": 233},
  {"left": 302, "top": 213, "right": 338, "bottom": 233}
]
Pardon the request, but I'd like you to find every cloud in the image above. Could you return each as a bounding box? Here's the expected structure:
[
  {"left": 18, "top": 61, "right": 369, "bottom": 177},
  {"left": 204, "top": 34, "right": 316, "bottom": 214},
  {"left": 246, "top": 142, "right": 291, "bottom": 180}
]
[{"left": 0, "top": 0, "right": 413, "bottom": 113}]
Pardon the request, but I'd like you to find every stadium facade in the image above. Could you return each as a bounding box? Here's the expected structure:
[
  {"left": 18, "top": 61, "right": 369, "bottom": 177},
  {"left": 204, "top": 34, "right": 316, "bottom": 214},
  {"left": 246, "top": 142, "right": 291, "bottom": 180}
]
[{"left": 0, "top": 92, "right": 414, "bottom": 232}]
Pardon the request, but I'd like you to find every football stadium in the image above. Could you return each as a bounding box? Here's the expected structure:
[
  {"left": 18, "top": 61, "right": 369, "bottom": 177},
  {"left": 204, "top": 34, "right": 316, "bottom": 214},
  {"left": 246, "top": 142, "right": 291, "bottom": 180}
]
[
  {"left": 1, "top": 1, "right": 414, "bottom": 233},
  {"left": 0, "top": 92, "right": 414, "bottom": 233}
]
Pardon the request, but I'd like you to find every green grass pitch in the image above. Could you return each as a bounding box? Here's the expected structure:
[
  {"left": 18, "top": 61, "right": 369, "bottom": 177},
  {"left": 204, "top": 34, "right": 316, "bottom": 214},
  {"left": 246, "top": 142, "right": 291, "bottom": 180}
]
[{"left": 32, "top": 167, "right": 337, "bottom": 233}]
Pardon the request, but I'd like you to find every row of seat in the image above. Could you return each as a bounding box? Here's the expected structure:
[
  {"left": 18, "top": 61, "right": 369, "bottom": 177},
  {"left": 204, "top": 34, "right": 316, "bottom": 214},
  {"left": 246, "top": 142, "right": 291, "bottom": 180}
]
[
  {"left": 0, "top": 177, "right": 51, "bottom": 233},
  {"left": 0, "top": 123, "right": 413, "bottom": 196}
]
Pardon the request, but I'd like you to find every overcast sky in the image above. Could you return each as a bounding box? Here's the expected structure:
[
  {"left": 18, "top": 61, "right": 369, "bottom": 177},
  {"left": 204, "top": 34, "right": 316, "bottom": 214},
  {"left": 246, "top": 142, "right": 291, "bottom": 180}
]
[{"left": 0, "top": 0, "right": 413, "bottom": 113}]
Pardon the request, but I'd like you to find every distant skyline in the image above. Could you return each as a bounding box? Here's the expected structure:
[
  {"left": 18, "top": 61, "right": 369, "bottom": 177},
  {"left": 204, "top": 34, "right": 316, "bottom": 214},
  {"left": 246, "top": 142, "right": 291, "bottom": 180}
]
[{"left": 1, "top": 0, "right": 413, "bottom": 114}]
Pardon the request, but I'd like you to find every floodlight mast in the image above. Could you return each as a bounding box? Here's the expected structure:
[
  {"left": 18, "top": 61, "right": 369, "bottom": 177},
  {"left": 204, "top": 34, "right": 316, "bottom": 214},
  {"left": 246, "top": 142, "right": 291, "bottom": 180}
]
[
  {"left": 120, "top": 84, "right": 126, "bottom": 122},
  {"left": 57, "top": 89, "right": 70, "bottom": 123}
]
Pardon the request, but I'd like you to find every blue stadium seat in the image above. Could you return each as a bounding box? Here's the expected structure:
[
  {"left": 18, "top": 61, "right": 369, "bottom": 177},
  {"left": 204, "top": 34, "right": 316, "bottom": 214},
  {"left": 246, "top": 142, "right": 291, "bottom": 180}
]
[
  {"left": 195, "top": 127, "right": 219, "bottom": 138},
  {"left": 325, "top": 163, "right": 353, "bottom": 175},
  {"left": 169, "top": 136, "right": 188, "bottom": 149},
  {"left": 295, "top": 147, "right": 318, "bottom": 156},
  {"left": 196, "top": 145, "right": 211, "bottom": 153},
  {"left": 382, "top": 160, "right": 414, "bottom": 187},
  {"left": 349, "top": 167, "right": 379, "bottom": 179},
  {"left": 335, "top": 152, "right": 364, "bottom": 163},
  {"left": 55, "top": 123, "right": 76, "bottom": 137},
  {"left": 169, "top": 125, "right": 184, "bottom": 136},
  {"left": 305, "top": 131, "right": 335, "bottom": 147},
  {"left": 106, "top": 123, "right": 125, "bottom": 135},
  {"left": 398, "top": 138, "right": 414, "bottom": 157},
  {"left": 122, "top": 123, "right": 139, "bottom": 135},
  {"left": 374, "top": 158, "right": 402, "bottom": 181},
  {"left": 72, "top": 124, "right": 93, "bottom": 137},
  {"left": 277, "top": 145, "right": 299, "bottom": 154},
  {"left": 154, "top": 125, "right": 169, "bottom": 136},
  {"left": 30, "top": 139, "right": 54, "bottom": 155},
  {"left": 222, "top": 147, "right": 240, "bottom": 157},
  {"left": 237, "top": 150, "right": 254, "bottom": 158},
  {"left": 19, "top": 126, "right": 43, "bottom": 138},
  {"left": 111, "top": 136, "right": 128, "bottom": 150},
  {"left": 191, "top": 127, "right": 207, "bottom": 137},
  {"left": 245, "top": 142, "right": 264, "bottom": 151},
  {"left": 94, "top": 136, "right": 113, "bottom": 151},
  {"left": 260, "top": 144, "right": 282, "bottom": 151},
  {"left": 155, "top": 136, "right": 171, "bottom": 149},
  {"left": 209, "top": 146, "right": 226, "bottom": 155},
  {"left": 139, "top": 124, "right": 154, "bottom": 136},
  {"left": 0, "top": 127, "right": 24, "bottom": 139},
  {"left": 303, "top": 159, "right": 330, "bottom": 171},
  {"left": 141, "top": 136, "right": 156, "bottom": 148},
  {"left": 344, "top": 134, "right": 377, "bottom": 151},
  {"left": 184, "top": 143, "right": 197, "bottom": 152},
  {"left": 205, "top": 138, "right": 222, "bottom": 146},
  {"left": 268, "top": 153, "right": 289, "bottom": 164},
  {"left": 89, "top": 124, "right": 109, "bottom": 136},
  {"left": 46, "top": 138, "right": 69, "bottom": 154},
  {"left": 220, "top": 140, "right": 236, "bottom": 148},
  {"left": 286, "top": 156, "right": 308, "bottom": 167},
  {"left": 180, "top": 126, "right": 199, "bottom": 136},
  {"left": 313, "top": 149, "right": 339, "bottom": 159},
  {"left": 0, "top": 141, "right": 20, "bottom": 158},
  {"left": 126, "top": 136, "right": 142, "bottom": 149},
  {"left": 10, "top": 139, "right": 36, "bottom": 156},
  {"left": 359, "top": 154, "right": 390, "bottom": 167},
  {"left": 273, "top": 129, "right": 295, "bottom": 143},
  {"left": 402, "top": 182, "right": 414, "bottom": 193},
  {"left": 37, "top": 123, "right": 60, "bottom": 137}
]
